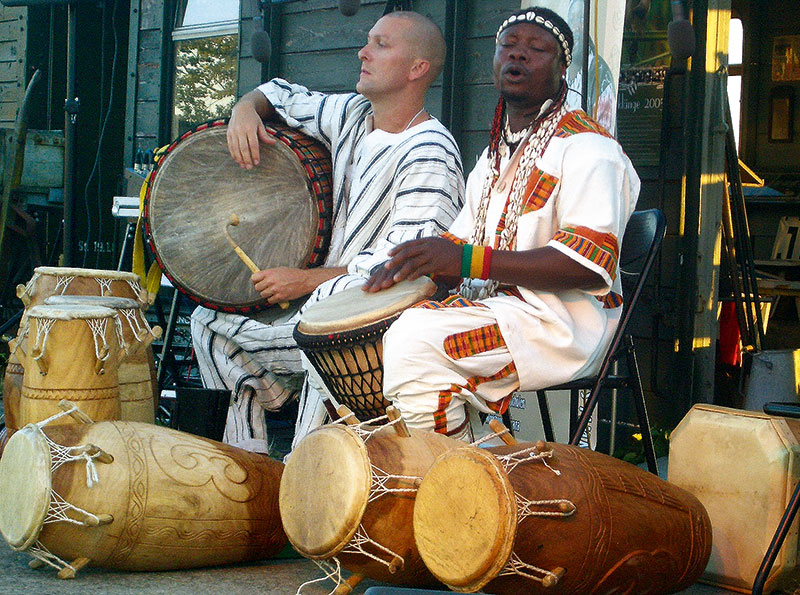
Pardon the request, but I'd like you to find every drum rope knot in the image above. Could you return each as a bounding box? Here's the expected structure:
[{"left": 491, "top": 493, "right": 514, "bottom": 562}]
[
  {"left": 368, "top": 463, "right": 421, "bottom": 503},
  {"left": 496, "top": 444, "right": 561, "bottom": 475},
  {"left": 32, "top": 318, "right": 56, "bottom": 370},
  {"left": 499, "top": 550, "right": 565, "bottom": 587},
  {"left": 332, "top": 413, "right": 402, "bottom": 442},
  {"left": 54, "top": 274, "right": 75, "bottom": 295},
  {"left": 341, "top": 524, "right": 405, "bottom": 572},
  {"left": 296, "top": 558, "right": 344, "bottom": 595}
]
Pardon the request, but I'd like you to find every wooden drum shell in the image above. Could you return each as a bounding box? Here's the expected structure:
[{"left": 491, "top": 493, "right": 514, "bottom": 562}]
[
  {"left": 414, "top": 442, "right": 712, "bottom": 594},
  {"left": 13, "top": 421, "right": 286, "bottom": 571},
  {"left": 20, "top": 307, "right": 122, "bottom": 427},
  {"left": 280, "top": 423, "right": 460, "bottom": 586}
]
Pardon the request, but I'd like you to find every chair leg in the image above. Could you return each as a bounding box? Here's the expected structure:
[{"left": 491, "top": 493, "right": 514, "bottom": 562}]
[
  {"left": 536, "top": 391, "right": 555, "bottom": 442},
  {"left": 752, "top": 477, "right": 800, "bottom": 595},
  {"left": 501, "top": 408, "right": 514, "bottom": 437},
  {"left": 569, "top": 389, "right": 581, "bottom": 443},
  {"left": 624, "top": 335, "right": 658, "bottom": 475}
]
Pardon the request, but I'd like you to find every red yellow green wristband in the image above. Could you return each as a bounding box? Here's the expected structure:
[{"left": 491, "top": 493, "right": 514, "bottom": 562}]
[{"left": 461, "top": 244, "right": 493, "bottom": 280}]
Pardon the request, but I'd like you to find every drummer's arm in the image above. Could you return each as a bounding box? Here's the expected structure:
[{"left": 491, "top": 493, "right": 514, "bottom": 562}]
[
  {"left": 227, "top": 90, "right": 279, "bottom": 170},
  {"left": 252, "top": 266, "right": 348, "bottom": 304}
]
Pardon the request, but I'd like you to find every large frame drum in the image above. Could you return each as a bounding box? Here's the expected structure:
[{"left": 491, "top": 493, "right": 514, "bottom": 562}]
[
  {"left": 414, "top": 441, "right": 712, "bottom": 594},
  {"left": 0, "top": 412, "right": 286, "bottom": 576},
  {"left": 294, "top": 277, "right": 436, "bottom": 420},
  {"left": 144, "top": 120, "right": 333, "bottom": 313},
  {"left": 280, "top": 413, "right": 460, "bottom": 591},
  {"left": 19, "top": 305, "right": 123, "bottom": 427}
]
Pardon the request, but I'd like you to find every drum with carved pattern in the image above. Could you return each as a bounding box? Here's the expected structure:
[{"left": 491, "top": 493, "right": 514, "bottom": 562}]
[
  {"left": 0, "top": 412, "right": 286, "bottom": 577},
  {"left": 413, "top": 441, "right": 713, "bottom": 594}
]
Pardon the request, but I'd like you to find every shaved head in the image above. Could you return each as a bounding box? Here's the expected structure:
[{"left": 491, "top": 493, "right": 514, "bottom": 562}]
[{"left": 384, "top": 11, "right": 446, "bottom": 84}]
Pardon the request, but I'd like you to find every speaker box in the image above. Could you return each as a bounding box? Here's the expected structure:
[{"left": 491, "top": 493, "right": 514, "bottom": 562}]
[{"left": 668, "top": 404, "right": 800, "bottom": 593}]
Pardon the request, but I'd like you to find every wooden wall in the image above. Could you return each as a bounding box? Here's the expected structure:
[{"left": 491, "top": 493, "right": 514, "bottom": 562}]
[
  {"left": 0, "top": 5, "right": 26, "bottom": 129},
  {"left": 124, "top": 0, "right": 520, "bottom": 168}
]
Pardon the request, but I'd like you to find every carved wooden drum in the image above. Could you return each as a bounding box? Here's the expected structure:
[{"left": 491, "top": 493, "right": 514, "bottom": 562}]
[
  {"left": 44, "top": 295, "right": 161, "bottom": 424},
  {"left": 413, "top": 441, "right": 713, "bottom": 594},
  {"left": 1, "top": 337, "right": 23, "bottom": 455},
  {"left": 144, "top": 120, "right": 333, "bottom": 313},
  {"left": 280, "top": 415, "right": 460, "bottom": 590},
  {"left": 17, "top": 266, "right": 148, "bottom": 315},
  {"left": 0, "top": 410, "right": 286, "bottom": 577},
  {"left": 294, "top": 277, "right": 436, "bottom": 420},
  {"left": 18, "top": 305, "right": 123, "bottom": 427}
]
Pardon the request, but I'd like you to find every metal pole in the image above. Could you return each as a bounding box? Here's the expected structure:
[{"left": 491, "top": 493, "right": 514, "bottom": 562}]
[
  {"left": 580, "top": 0, "right": 590, "bottom": 113},
  {"left": 63, "top": 2, "right": 79, "bottom": 266}
]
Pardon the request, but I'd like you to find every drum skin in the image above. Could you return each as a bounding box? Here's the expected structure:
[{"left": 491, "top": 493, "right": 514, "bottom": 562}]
[
  {"left": 6, "top": 421, "right": 287, "bottom": 571},
  {"left": 19, "top": 306, "right": 122, "bottom": 428},
  {"left": 144, "top": 120, "right": 333, "bottom": 313},
  {"left": 414, "top": 442, "right": 713, "bottom": 594},
  {"left": 280, "top": 423, "right": 460, "bottom": 586}
]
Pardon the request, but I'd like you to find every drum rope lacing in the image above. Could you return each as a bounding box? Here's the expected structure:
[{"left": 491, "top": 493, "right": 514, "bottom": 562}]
[
  {"left": 495, "top": 443, "right": 576, "bottom": 588},
  {"left": 54, "top": 274, "right": 75, "bottom": 295},
  {"left": 86, "top": 317, "right": 113, "bottom": 367},
  {"left": 341, "top": 524, "right": 405, "bottom": 570},
  {"left": 32, "top": 318, "right": 56, "bottom": 368},
  {"left": 21, "top": 410, "right": 113, "bottom": 574},
  {"left": 295, "top": 558, "right": 344, "bottom": 595},
  {"left": 119, "top": 308, "right": 152, "bottom": 348}
]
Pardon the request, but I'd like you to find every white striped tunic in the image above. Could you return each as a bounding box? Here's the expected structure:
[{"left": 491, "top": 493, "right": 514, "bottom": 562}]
[{"left": 191, "top": 79, "right": 464, "bottom": 452}]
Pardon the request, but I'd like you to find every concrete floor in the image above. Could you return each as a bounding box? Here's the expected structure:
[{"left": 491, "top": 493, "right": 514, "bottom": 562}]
[{"left": 0, "top": 540, "right": 741, "bottom": 595}]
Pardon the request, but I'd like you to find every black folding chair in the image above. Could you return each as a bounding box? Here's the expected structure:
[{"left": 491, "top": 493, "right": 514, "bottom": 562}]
[{"left": 521, "top": 208, "right": 667, "bottom": 475}]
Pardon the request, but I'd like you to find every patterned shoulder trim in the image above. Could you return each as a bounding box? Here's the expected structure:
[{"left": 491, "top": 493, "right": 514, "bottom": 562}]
[{"left": 555, "top": 110, "right": 615, "bottom": 140}]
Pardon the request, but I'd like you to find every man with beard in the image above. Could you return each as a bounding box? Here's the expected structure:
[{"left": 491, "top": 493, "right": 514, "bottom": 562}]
[{"left": 364, "top": 7, "right": 639, "bottom": 439}]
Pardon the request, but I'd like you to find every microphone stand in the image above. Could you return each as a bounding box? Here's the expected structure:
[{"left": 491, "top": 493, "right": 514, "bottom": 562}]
[{"left": 63, "top": 2, "right": 79, "bottom": 266}]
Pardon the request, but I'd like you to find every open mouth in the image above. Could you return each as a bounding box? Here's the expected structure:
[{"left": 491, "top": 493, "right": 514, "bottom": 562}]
[{"left": 502, "top": 63, "right": 527, "bottom": 82}]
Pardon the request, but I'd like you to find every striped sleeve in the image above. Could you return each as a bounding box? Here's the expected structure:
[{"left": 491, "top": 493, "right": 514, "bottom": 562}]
[
  {"left": 347, "top": 126, "right": 465, "bottom": 276},
  {"left": 256, "top": 78, "right": 366, "bottom": 149}
]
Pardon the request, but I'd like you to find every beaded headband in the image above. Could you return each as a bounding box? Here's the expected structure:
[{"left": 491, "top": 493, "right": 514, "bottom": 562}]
[{"left": 496, "top": 10, "right": 572, "bottom": 67}]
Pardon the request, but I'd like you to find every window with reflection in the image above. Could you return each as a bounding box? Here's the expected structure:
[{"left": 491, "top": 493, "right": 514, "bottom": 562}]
[{"left": 171, "top": 0, "right": 240, "bottom": 138}]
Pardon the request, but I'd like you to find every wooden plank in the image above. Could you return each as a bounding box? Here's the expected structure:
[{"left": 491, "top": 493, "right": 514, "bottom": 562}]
[
  {"left": 136, "top": 62, "right": 160, "bottom": 102},
  {"left": 0, "top": 60, "right": 20, "bottom": 83},
  {"left": 462, "top": 37, "right": 496, "bottom": 86},
  {"left": 139, "top": 0, "right": 164, "bottom": 31},
  {"left": 0, "top": 18, "right": 24, "bottom": 41},
  {"left": 466, "top": 0, "right": 521, "bottom": 39},
  {"left": 0, "top": 6, "right": 25, "bottom": 23},
  {"left": 135, "top": 100, "right": 159, "bottom": 140},
  {"left": 0, "top": 100, "right": 18, "bottom": 125},
  {"left": 281, "top": 48, "right": 360, "bottom": 93},
  {"left": 0, "top": 40, "right": 21, "bottom": 62}
]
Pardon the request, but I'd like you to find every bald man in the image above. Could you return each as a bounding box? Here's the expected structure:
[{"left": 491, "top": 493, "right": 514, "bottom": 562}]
[{"left": 191, "top": 11, "right": 464, "bottom": 454}]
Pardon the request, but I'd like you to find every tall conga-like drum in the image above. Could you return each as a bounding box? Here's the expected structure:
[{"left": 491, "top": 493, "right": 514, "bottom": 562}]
[
  {"left": 280, "top": 412, "right": 460, "bottom": 592},
  {"left": 17, "top": 267, "right": 148, "bottom": 314},
  {"left": 0, "top": 409, "right": 286, "bottom": 577},
  {"left": 414, "top": 441, "right": 712, "bottom": 594},
  {"left": 44, "top": 295, "right": 161, "bottom": 423},
  {"left": 1, "top": 338, "right": 24, "bottom": 455},
  {"left": 294, "top": 277, "right": 437, "bottom": 421},
  {"left": 19, "top": 305, "right": 123, "bottom": 427},
  {"left": 144, "top": 120, "right": 333, "bottom": 313}
]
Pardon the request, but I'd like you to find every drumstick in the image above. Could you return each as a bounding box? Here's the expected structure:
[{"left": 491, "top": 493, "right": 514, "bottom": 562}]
[
  {"left": 386, "top": 405, "right": 411, "bottom": 437},
  {"left": 224, "top": 214, "right": 289, "bottom": 309},
  {"left": 489, "top": 418, "right": 518, "bottom": 445}
]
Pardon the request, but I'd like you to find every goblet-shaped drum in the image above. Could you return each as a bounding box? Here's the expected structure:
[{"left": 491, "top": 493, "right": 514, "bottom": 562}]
[
  {"left": 413, "top": 441, "right": 713, "bottom": 594},
  {"left": 293, "top": 277, "right": 436, "bottom": 421},
  {"left": 0, "top": 405, "right": 286, "bottom": 577},
  {"left": 280, "top": 409, "right": 460, "bottom": 593},
  {"left": 18, "top": 305, "right": 124, "bottom": 427}
]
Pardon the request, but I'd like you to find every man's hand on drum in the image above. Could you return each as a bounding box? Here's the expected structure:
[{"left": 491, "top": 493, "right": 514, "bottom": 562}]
[
  {"left": 363, "top": 237, "right": 462, "bottom": 293},
  {"left": 227, "top": 96, "right": 276, "bottom": 170},
  {"left": 252, "top": 268, "right": 311, "bottom": 304}
]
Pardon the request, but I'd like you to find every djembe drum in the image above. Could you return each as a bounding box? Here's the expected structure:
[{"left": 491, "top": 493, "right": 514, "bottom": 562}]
[
  {"left": 44, "top": 295, "right": 162, "bottom": 423},
  {"left": 18, "top": 305, "right": 124, "bottom": 427},
  {"left": 413, "top": 440, "right": 713, "bottom": 594},
  {"left": 0, "top": 403, "right": 286, "bottom": 577},
  {"left": 293, "top": 277, "right": 437, "bottom": 420},
  {"left": 144, "top": 120, "right": 333, "bottom": 313},
  {"left": 279, "top": 408, "right": 461, "bottom": 593}
]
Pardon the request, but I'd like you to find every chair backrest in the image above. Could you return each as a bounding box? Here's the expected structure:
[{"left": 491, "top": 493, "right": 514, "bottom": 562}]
[{"left": 618, "top": 208, "right": 667, "bottom": 319}]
